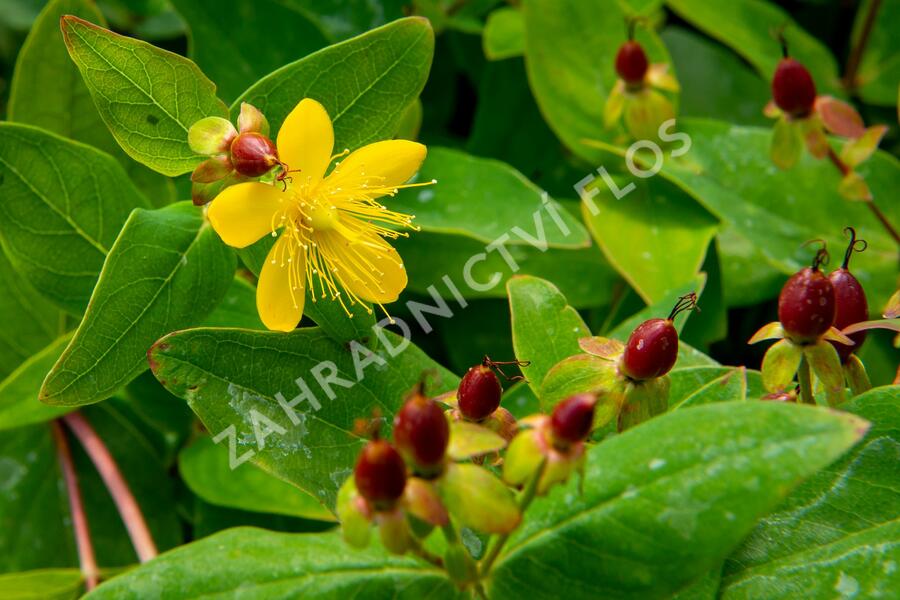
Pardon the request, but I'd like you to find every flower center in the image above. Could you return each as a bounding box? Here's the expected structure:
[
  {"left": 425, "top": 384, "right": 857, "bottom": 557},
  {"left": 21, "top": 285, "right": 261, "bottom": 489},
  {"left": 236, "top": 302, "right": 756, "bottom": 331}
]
[{"left": 305, "top": 202, "right": 339, "bottom": 232}]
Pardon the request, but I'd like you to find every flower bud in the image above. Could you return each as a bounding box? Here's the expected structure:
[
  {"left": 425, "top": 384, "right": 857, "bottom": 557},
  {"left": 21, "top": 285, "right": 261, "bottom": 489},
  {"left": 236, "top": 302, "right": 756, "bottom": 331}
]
[
  {"left": 393, "top": 388, "right": 450, "bottom": 476},
  {"left": 620, "top": 318, "right": 679, "bottom": 380},
  {"left": 230, "top": 132, "right": 280, "bottom": 177},
  {"left": 353, "top": 439, "right": 406, "bottom": 510},
  {"left": 457, "top": 365, "right": 502, "bottom": 421}
]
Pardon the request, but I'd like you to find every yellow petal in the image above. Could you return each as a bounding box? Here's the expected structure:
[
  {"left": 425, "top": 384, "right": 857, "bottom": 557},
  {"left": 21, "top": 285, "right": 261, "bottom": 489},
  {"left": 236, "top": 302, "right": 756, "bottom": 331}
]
[
  {"left": 326, "top": 140, "right": 427, "bottom": 192},
  {"left": 257, "top": 235, "right": 306, "bottom": 332},
  {"left": 320, "top": 230, "right": 407, "bottom": 304},
  {"left": 207, "top": 182, "right": 287, "bottom": 248},
  {"left": 276, "top": 98, "right": 334, "bottom": 184}
]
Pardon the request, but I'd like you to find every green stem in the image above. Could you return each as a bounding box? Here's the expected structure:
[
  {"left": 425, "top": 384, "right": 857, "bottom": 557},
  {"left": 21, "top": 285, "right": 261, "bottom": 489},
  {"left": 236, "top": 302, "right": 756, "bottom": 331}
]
[
  {"left": 479, "top": 459, "right": 547, "bottom": 578},
  {"left": 409, "top": 537, "right": 443, "bottom": 569},
  {"left": 798, "top": 356, "right": 815, "bottom": 405}
]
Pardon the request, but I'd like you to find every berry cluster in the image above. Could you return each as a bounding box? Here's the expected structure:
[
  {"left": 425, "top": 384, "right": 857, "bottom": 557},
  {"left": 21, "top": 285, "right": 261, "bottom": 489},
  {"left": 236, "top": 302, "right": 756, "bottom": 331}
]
[{"left": 752, "top": 229, "right": 873, "bottom": 404}]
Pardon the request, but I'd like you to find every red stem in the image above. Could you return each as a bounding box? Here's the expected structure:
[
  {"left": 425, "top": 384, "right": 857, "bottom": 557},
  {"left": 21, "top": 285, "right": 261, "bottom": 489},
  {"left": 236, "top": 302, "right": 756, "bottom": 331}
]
[
  {"left": 51, "top": 420, "right": 99, "bottom": 591},
  {"left": 63, "top": 412, "right": 158, "bottom": 563},
  {"left": 844, "top": 0, "right": 882, "bottom": 91}
]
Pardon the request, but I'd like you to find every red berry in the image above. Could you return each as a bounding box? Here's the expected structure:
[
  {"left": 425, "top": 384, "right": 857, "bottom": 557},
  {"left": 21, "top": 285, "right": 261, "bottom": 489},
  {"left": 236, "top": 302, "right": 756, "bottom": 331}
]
[
  {"left": 772, "top": 58, "right": 817, "bottom": 117},
  {"left": 393, "top": 390, "right": 449, "bottom": 475},
  {"left": 828, "top": 229, "right": 869, "bottom": 361},
  {"left": 621, "top": 319, "right": 679, "bottom": 380},
  {"left": 354, "top": 439, "right": 406, "bottom": 509},
  {"left": 230, "top": 132, "right": 279, "bottom": 177},
  {"left": 615, "top": 41, "right": 648, "bottom": 86},
  {"left": 550, "top": 394, "right": 596, "bottom": 447},
  {"left": 457, "top": 365, "right": 502, "bottom": 421},
  {"left": 778, "top": 260, "right": 835, "bottom": 343}
]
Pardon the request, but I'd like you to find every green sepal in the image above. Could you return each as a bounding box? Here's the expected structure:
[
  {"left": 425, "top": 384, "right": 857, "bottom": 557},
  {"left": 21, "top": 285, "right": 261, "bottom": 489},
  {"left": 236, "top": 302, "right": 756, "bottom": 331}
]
[
  {"left": 503, "top": 427, "right": 545, "bottom": 488},
  {"left": 539, "top": 448, "right": 585, "bottom": 495},
  {"left": 761, "top": 338, "right": 803, "bottom": 393},
  {"left": 617, "top": 376, "right": 669, "bottom": 432},
  {"left": 838, "top": 171, "right": 872, "bottom": 201},
  {"left": 437, "top": 463, "right": 520, "bottom": 534},
  {"left": 771, "top": 117, "right": 803, "bottom": 169},
  {"left": 444, "top": 544, "right": 478, "bottom": 586},
  {"left": 804, "top": 340, "right": 846, "bottom": 406},
  {"left": 377, "top": 507, "right": 411, "bottom": 555},
  {"left": 191, "top": 155, "right": 232, "bottom": 184},
  {"left": 336, "top": 478, "right": 372, "bottom": 549},
  {"left": 799, "top": 117, "right": 829, "bottom": 159},
  {"left": 623, "top": 87, "right": 674, "bottom": 141},
  {"left": 237, "top": 102, "right": 269, "bottom": 135},
  {"left": 578, "top": 336, "right": 625, "bottom": 360},
  {"left": 188, "top": 116, "right": 236, "bottom": 155},
  {"left": 841, "top": 124, "right": 887, "bottom": 167},
  {"left": 748, "top": 321, "right": 785, "bottom": 344},
  {"left": 402, "top": 477, "right": 448, "bottom": 528},
  {"left": 447, "top": 420, "right": 507, "bottom": 461},
  {"left": 604, "top": 79, "right": 626, "bottom": 128},
  {"left": 843, "top": 354, "right": 872, "bottom": 397},
  {"left": 539, "top": 354, "right": 621, "bottom": 428}
]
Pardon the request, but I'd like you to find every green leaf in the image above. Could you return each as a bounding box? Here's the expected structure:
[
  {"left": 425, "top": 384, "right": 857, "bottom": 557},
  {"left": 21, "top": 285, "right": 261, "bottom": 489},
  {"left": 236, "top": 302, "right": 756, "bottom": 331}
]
[
  {"left": 394, "top": 230, "right": 618, "bottom": 308},
  {"left": 233, "top": 17, "right": 434, "bottom": 154},
  {"left": 661, "top": 27, "right": 769, "bottom": 127},
  {"left": 148, "top": 326, "right": 458, "bottom": 509},
  {"left": 761, "top": 339, "right": 803, "bottom": 393},
  {"left": 61, "top": 15, "right": 229, "bottom": 176},
  {"left": 590, "top": 119, "right": 900, "bottom": 310},
  {"left": 581, "top": 176, "right": 717, "bottom": 303},
  {"left": 507, "top": 275, "right": 591, "bottom": 395},
  {"left": 665, "top": 0, "right": 840, "bottom": 94},
  {"left": 279, "top": 0, "right": 406, "bottom": 41},
  {"left": 390, "top": 147, "right": 589, "bottom": 248},
  {"left": 84, "top": 528, "right": 462, "bottom": 599},
  {"left": 488, "top": 402, "right": 868, "bottom": 599},
  {"left": 0, "top": 250, "right": 62, "bottom": 380},
  {"left": 170, "top": 0, "right": 329, "bottom": 103},
  {"left": 7, "top": 0, "right": 174, "bottom": 207},
  {"left": 40, "top": 202, "right": 236, "bottom": 407},
  {"left": 201, "top": 276, "right": 264, "bottom": 329},
  {"left": 0, "top": 424, "right": 76, "bottom": 571},
  {"left": 437, "top": 463, "right": 520, "bottom": 534},
  {"left": 483, "top": 7, "right": 524, "bottom": 60},
  {"left": 668, "top": 366, "right": 765, "bottom": 410},
  {"left": 522, "top": 0, "right": 675, "bottom": 162},
  {"left": 179, "top": 436, "right": 335, "bottom": 522},
  {"left": 0, "top": 123, "right": 149, "bottom": 314},
  {"left": 0, "top": 334, "right": 74, "bottom": 430},
  {"left": 853, "top": 0, "right": 900, "bottom": 106},
  {"left": 0, "top": 569, "right": 83, "bottom": 600},
  {"left": 722, "top": 386, "right": 900, "bottom": 598}
]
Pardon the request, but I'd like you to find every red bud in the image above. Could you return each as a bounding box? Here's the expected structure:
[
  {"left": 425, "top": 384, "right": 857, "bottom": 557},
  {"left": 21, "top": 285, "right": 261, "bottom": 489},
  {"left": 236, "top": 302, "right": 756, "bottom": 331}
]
[
  {"left": 354, "top": 439, "right": 406, "bottom": 509},
  {"left": 772, "top": 58, "right": 816, "bottom": 118},
  {"left": 393, "top": 390, "right": 450, "bottom": 475},
  {"left": 615, "top": 41, "right": 649, "bottom": 86},
  {"left": 550, "top": 394, "right": 597, "bottom": 448},
  {"left": 230, "top": 132, "right": 279, "bottom": 177},
  {"left": 457, "top": 365, "right": 502, "bottom": 421}
]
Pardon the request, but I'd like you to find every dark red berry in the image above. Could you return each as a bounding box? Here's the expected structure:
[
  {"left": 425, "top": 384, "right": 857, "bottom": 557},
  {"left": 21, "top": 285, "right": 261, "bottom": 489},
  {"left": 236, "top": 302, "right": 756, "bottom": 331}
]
[
  {"left": 772, "top": 58, "right": 817, "bottom": 117},
  {"left": 550, "top": 394, "right": 597, "bottom": 447},
  {"left": 778, "top": 250, "right": 835, "bottom": 343},
  {"left": 393, "top": 389, "right": 449, "bottom": 475},
  {"left": 828, "top": 228, "right": 869, "bottom": 361},
  {"left": 621, "top": 319, "right": 678, "bottom": 380},
  {"left": 230, "top": 132, "right": 279, "bottom": 177},
  {"left": 620, "top": 293, "right": 696, "bottom": 381},
  {"left": 354, "top": 439, "right": 406, "bottom": 509},
  {"left": 457, "top": 365, "right": 502, "bottom": 421},
  {"left": 615, "top": 41, "right": 649, "bottom": 86}
]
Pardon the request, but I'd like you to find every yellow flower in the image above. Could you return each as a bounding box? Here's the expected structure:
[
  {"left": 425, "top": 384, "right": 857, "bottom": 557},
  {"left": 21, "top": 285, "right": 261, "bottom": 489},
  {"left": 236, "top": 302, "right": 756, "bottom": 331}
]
[{"left": 207, "top": 98, "right": 430, "bottom": 332}]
